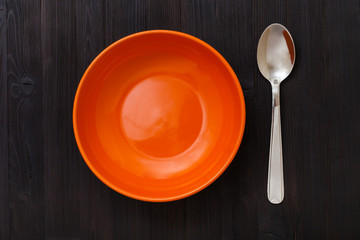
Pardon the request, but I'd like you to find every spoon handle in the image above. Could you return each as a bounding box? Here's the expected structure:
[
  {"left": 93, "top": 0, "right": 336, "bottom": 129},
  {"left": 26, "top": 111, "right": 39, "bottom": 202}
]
[{"left": 267, "top": 82, "right": 284, "bottom": 204}]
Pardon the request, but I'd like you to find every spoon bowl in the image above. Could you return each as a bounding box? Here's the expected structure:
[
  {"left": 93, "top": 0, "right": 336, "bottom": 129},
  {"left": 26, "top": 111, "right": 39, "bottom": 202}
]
[
  {"left": 257, "top": 23, "right": 295, "bottom": 83},
  {"left": 257, "top": 23, "right": 295, "bottom": 204}
]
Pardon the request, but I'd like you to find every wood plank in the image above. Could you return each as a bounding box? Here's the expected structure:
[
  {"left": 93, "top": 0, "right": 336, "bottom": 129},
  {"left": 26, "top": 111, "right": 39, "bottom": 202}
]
[
  {"left": 324, "top": 0, "right": 360, "bottom": 238},
  {"left": 214, "top": 0, "right": 259, "bottom": 239},
  {"left": 6, "top": 0, "right": 44, "bottom": 238},
  {"left": 74, "top": 0, "right": 117, "bottom": 239},
  {"left": 0, "top": 0, "right": 9, "bottom": 239},
  {"left": 41, "top": 0, "right": 81, "bottom": 238}
]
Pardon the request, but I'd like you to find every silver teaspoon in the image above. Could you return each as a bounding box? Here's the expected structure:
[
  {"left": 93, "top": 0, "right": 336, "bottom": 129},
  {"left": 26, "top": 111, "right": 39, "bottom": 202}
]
[{"left": 257, "top": 23, "right": 295, "bottom": 204}]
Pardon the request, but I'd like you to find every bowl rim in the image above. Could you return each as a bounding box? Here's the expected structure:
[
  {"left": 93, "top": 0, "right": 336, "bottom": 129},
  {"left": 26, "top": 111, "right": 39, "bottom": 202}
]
[{"left": 73, "top": 29, "right": 246, "bottom": 202}]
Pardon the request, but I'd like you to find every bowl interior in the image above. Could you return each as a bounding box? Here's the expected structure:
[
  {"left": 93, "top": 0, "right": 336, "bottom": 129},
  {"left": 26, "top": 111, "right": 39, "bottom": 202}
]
[{"left": 73, "top": 31, "right": 246, "bottom": 201}]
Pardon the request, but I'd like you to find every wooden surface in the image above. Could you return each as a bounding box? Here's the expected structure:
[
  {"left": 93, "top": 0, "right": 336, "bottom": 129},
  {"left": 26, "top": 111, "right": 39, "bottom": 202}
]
[{"left": 1, "top": 0, "right": 360, "bottom": 239}]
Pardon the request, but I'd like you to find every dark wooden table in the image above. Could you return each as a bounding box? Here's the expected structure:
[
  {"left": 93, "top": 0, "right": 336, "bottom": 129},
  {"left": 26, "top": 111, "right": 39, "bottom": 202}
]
[{"left": 1, "top": 0, "right": 360, "bottom": 239}]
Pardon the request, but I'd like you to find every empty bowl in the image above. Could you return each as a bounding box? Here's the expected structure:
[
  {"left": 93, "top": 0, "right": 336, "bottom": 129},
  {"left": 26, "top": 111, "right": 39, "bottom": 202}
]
[{"left": 73, "top": 30, "right": 246, "bottom": 201}]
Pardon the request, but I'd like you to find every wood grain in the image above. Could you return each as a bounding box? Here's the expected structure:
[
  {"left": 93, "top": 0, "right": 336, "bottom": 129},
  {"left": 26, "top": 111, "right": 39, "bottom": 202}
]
[
  {"left": 6, "top": 0, "right": 44, "bottom": 239},
  {"left": 41, "top": 0, "right": 81, "bottom": 238},
  {"left": 1, "top": 0, "right": 360, "bottom": 239},
  {"left": 0, "top": 0, "right": 8, "bottom": 239}
]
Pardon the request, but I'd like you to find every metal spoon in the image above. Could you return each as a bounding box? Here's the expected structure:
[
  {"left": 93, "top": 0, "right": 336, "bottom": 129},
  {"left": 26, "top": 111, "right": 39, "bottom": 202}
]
[{"left": 257, "top": 23, "right": 295, "bottom": 204}]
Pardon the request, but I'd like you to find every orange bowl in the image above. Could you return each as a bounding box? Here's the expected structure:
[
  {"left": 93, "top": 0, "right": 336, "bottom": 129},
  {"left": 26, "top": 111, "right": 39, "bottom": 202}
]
[{"left": 73, "top": 30, "right": 246, "bottom": 201}]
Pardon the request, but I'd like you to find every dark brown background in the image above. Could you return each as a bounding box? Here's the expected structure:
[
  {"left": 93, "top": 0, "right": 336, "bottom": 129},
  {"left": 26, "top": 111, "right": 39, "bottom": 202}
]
[{"left": 1, "top": 0, "right": 360, "bottom": 239}]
